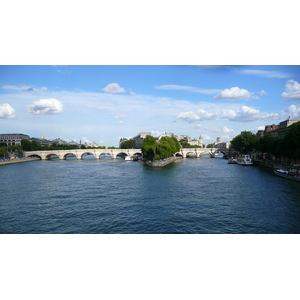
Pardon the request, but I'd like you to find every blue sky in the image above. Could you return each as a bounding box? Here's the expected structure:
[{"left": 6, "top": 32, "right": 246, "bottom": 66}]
[{"left": 1, "top": 65, "right": 300, "bottom": 146}]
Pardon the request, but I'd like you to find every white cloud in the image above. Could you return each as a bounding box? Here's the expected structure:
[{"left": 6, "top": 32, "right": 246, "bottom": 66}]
[
  {"left": 177, "top": 105, "right": 280, "bottom": 123},
  {"left": 281, "top": 80, "right": 300, "bottom": 100},
  {"left": 214, "top": 87, "right": 252, "bottom": 100},
  {"left": 201, "top": 134, "right": 213, "bottom": 141},
  {"left": 177, "top": 108, "right": 221, "bottom": 122},
  {"left": 27, "top": 98, "right": 63, "bottom": 115},
  {"left": 223, "top": 105, "right": 279, "bottom": 122},
  {"left": 193, "top": 125, "right": 234, "bottom": 134},
  {"left": 0, "top": 103, "right": 16, "bottom": 118},
  {"left": 102, "top": 83, "right": 126, "bottom": 93},
  {"left": 156, "top": 85, "right": 221, "bottom": 94},
  {"left": 177, "top": 111, "right": 200, "bottom": 122},
  {"left": 117, "top": 120, "right": 125, "bottom": 124},
  {"left": 239, "top": 69, "right": 291, "bottom": 78},
  {"left": 259, "top": 90, "right": 268, "bottom": 96},
  {"left": 2, "top": 84, "right": 48, "bottom": 92},
  {"left": 280, "top": 104, "right": 300, "bottom": 119},
  {"left": 115, "top": 114, "right": 127, "bottom": 119}
]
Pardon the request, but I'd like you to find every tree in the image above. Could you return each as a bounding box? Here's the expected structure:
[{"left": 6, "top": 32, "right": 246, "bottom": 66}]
[
  {"left": 179, "top": 137, "right": 190, "bottom": 148},
  {"left": 142, "top": 135, "right": 180, "bottom": 160},
  {"left": 21, "top": 139, "right": 31, "bottom": 151},
  {"left": 141, "top": 135, "right": 157, "bottom": 159},
  {"left": 0, "top": 146, "right": 8, "bottom": 158},
  {"left": 231, "top": 131, "right": 257, "bottom": 154},
  {"left": 120, "top": 139, "right": 136, "bottom": 149}
]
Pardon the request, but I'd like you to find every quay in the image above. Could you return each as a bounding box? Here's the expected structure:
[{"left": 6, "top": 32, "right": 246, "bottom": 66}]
[
  {"left": 0, "top": 157, "right": 40, "bottom": 166},
  {"left": 254, "top": 158, "right": 292, "bottom": 170}
]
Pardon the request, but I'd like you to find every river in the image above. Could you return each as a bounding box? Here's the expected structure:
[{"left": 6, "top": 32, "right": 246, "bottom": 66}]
[{"left": 1, "top": 155, "right": 300, "bottom": 233}]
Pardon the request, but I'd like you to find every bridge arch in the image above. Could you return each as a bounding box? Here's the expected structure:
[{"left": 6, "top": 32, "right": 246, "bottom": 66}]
[
  {"left": 115, "top": 151, "right": 130, "bottom": 159},
  {"left": 99, "top": 152, "right": 113, "bottom": 159},
  {"left": 45, "top": 153, "right": 60, "bottom": 160},
  {"left": 27, "top": 153, "right": 42, "bottom": 160},
  {"left": 80, "top": 151, "right": 96, "bottom": 159},
  {"left": 62, "top": 152, "right": 78, "bottom": 160}
]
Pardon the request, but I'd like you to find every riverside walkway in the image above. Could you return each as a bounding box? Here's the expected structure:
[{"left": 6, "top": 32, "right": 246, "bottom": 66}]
[{"left": 0, "top": 157, "right": 40, "bottom": 166}]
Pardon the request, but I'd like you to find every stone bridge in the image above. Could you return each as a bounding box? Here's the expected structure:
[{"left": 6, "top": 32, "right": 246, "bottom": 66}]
[
  {"left": 176, "top": 148, "right": 221, "bottom": 158},
  {"left": 24, "top": 149, "right": 142, "bottom": 160},
  {"left": 24, "top": 147, "right": 234, "bottom": 160}
]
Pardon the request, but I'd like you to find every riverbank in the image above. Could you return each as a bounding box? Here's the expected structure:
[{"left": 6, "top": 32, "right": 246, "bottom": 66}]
[
  {"left": 144, "top": 156, "right": 177, "bottom": 167},
  {"left": 0, "top": 157, "right": 40, "bottom": 166},
  {"left": 254, "top": 158, "right": 291, "bottom": 170}
]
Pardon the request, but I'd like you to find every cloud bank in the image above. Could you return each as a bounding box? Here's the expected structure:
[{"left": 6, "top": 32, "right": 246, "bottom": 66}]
[{"left": 177, "top": 104, "right": 300, "bottom": 123}]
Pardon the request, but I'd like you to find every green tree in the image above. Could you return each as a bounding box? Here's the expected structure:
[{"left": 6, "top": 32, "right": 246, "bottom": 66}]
[
  {"left": 21, "top": 139, "right": 31, "bottom": 151},
  {"left": 0, "top": 146, "right": 8, "bottom": 158},
  {"left": 179, "top": 137, "right": 190, "bottom": 148},
  {"left": 120, "top": 139, "right": 136, "bottom": 149},
  {"left": 141, "top": 135, "right": 157, "bottom": 159},
  {"left": 231, "top": 131, "right": 257, "bottom": 154},
  {"left": 142, "top": 135, "right": 180, "bottom": 160}
]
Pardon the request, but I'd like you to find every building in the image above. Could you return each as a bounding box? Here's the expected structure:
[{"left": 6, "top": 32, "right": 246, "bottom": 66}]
[
  {"left": 119, "top": 137, "right": 129, "bottom": 147},
  {"left": 173, "top": 134, "right": 203, "bottom": 147},
  {"left": 257, "top": 119, "right": 300, "bottom": 138},
  {"left": 0, "top": 133, "right": 30, "bottom": 146},
  {"left": 133, "top": 132, "right": 152, "bottom": 148}
]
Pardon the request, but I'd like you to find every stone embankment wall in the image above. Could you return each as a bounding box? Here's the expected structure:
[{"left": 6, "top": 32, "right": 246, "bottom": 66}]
[
  {"left": 254, "top": 159, "right": 293, "bottom": 170},
  {"left": 144, "top": 156, "right": 176, "bottom": 167},
  {"left": 0, "top": 157, "right": 40, "bottom": 166}
]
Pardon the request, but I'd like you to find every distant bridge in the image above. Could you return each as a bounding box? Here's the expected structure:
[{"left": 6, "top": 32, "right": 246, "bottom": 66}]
[
  {"left": 24, "top": 149, "right": 142, "bottom": 160},
  {"left": 176, "top": 148, "right": 227, "bottom": 158},
  {"left": 24, "top": 147, "right": 233, "bottom": 160}
]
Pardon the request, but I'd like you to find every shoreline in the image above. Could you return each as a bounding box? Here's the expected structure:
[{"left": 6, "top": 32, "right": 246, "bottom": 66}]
[
  {"left": 0, "top": 157, "right": 40, "bottom": 166},
  {"left": 144, "top": 156, "right": 177, "bottom": 167},
  {"left": 253, "top": 158, "right": 292, "bottom": 170}
]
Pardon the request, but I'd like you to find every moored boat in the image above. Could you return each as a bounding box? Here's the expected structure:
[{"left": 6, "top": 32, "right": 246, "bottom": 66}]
[
  {"left": 236, "top": 155, "right": 253, "bottom": 166},
  {"left": 274, "top": 164, "right": 300, "bottom": 182},
  {"left": 228, "top": 157, "right": 237, "bottom": 164}
]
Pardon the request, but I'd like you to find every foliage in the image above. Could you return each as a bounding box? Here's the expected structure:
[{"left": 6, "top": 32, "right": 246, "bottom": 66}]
[
  {"left": 230, "top": 131, "right": 258, "bottom": 153},
  {"left": 120, "top": 139, "right": 136, "bottom": 149},
  {"left": 179, "top": 137, "right": 190, "bottom": 148},
  {"left": 232, "top": 121, "right": 300, "bottom": 163},
  {"left": 142, "top": 136, "right": 180, "bottom": 160},
  {"left": 0, "top": 146, "right": 8, "bottom": 158}
]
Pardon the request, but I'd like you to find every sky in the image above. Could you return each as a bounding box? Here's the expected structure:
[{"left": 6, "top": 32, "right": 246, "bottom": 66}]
[{"left": 1, "top": 65, "right": 300, "bottom": 147}]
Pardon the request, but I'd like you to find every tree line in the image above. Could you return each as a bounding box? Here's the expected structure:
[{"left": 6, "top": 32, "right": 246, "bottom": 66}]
[
  {"left": 230, "top": 121, "right": 300, "bottom": 163},
  {"left": 20, "top": 140, "right": 118, "bottom": 151}
]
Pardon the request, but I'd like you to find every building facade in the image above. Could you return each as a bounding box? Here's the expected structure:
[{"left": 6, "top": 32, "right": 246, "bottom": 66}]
[
  {"left": 257, "top": 119, "right": 300, "bottom": 138},
  {"left": 0, "top": 133, "right": 30, "bottom": 146}
]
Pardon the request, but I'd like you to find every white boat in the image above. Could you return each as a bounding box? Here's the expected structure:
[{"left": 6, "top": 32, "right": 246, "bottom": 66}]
[
  {"left": 228, "top": 158, "right": 237, "bottom": 164},
  {"left": 236, "top": 155, "right": 253, "bottom": 166},
  {"left": 125, "top": 156, "right": 133, "bottom": 161},
  {"left": 274, "top": 164, "right": 300, "bottom": 182}
]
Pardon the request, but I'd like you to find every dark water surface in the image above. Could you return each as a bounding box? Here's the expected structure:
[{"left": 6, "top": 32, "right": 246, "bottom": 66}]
[{"left": 1, "top": 156, "right": 300, "bottom": 233}]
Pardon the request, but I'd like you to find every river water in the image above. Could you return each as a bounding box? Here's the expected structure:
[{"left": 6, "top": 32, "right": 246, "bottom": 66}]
[{"left": 1, "top": 155, "right": 300, "bottom": 234}]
